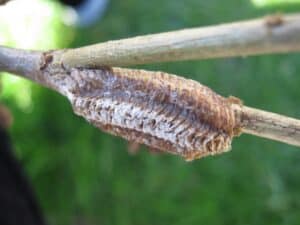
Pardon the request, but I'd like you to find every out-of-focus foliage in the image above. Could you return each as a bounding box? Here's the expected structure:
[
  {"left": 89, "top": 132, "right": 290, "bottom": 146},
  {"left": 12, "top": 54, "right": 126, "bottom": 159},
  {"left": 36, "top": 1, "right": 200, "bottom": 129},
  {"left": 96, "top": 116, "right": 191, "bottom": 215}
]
[
  {"left": 0, "top": 0, "right": 73, "bottom": 112},
  {"left": 1, "top": 0, "right": 300, "bottom": 225},
  {"left": 252, "top": 0, "right": 300, "bottom": 7}
]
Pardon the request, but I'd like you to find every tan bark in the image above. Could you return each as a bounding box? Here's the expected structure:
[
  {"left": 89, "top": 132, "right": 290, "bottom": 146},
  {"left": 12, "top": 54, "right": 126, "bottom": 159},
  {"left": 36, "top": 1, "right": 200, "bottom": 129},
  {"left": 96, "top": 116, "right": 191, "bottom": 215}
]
[
  {"left": 0, "top": 45, "right": 299, "bottom": 156},
  {"left": 60, "top": 13, "right": 300, "bottom": 68}
]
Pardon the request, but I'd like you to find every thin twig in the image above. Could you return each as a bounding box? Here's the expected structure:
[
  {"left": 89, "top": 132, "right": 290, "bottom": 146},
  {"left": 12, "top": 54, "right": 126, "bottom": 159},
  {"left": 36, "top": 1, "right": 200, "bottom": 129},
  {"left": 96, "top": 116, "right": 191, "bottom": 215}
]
[
  {"left": 60, "top": 13, "right": 300, "bottom": 68},
  {"left": 241, "top": 106, "right": 300, "bottom": 147},
  {"left": 0, "top": 46, "right": 42, "bottom": 78},
  {"left": 0, "top": 46, "right": 299, "bottom": 159}
]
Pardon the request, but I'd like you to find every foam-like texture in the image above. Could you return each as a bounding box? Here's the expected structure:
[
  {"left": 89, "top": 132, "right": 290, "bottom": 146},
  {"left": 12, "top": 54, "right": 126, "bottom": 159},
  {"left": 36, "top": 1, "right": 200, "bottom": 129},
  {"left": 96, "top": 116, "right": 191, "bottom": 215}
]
[{"left": 42, "top": 65, "right": 241, "bottom": 160}]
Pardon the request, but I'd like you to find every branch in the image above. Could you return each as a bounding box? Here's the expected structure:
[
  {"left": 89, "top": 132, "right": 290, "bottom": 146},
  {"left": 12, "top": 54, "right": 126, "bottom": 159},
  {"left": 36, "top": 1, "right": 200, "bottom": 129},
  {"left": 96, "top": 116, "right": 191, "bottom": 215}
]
[
  {"left": 61, "top": 13, "right": 300, "bottom": 68},
  {"left": 0, "top": 46, "right": 42, "bottom": 80},
  {"left": 241, "top": 106, "right": 300, "bottom": 147},
  {"left": 0, "top": 46, "right": 299, "bottom": 160}
]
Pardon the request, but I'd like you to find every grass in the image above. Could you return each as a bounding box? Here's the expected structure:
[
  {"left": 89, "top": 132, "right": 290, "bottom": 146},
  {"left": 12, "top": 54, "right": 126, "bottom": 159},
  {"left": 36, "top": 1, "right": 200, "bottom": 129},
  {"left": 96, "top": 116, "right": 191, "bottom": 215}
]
[{"left": 2, "top": 0, "right": 300, "bottom": 224}]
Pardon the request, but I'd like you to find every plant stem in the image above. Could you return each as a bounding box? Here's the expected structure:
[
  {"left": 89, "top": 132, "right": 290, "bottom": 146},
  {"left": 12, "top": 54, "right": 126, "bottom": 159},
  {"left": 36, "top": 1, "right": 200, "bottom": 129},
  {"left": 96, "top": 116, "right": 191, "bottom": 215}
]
[
  {"left": 0, "top": 46, "right": 42, "bottom": 80},
  {"left": 241, "top": 106, "right": 300, "bottom": 147},
  {"left": 0, "top": 20, "right": 300, "bottom": 151},
  {"left": 60, "top": 13, "right": 300, "bottom": 68}
]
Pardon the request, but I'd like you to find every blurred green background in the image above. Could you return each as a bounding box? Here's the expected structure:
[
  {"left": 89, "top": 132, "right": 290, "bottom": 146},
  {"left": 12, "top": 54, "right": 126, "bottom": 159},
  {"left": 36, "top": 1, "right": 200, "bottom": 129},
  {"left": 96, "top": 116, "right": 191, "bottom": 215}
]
[{"left": 1, "top": 0, "right": 300, "bottom": 224}]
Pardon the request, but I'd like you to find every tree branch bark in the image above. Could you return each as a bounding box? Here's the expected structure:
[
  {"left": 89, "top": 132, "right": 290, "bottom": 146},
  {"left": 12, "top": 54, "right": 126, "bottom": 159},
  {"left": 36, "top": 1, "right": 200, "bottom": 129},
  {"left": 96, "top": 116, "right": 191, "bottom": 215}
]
[
  {"left": 0, "top": 46, "right": 300, "bottom": 158},
  {"left": 60, "top": 13, "right": 300, "bottom": 68},
  {"left": 0, "top": 46, "right": 42, "bottom": 80},
  {"left": 241, "top": 106, "right": 300, "bottom": 147}
]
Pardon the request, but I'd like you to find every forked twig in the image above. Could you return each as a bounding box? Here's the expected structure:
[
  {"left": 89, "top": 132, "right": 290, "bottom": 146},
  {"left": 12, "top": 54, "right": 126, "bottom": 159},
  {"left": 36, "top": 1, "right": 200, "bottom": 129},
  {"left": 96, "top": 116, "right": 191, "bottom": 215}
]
[{"left": 0, "top": 46, "right": 299, "bottom": 160}]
